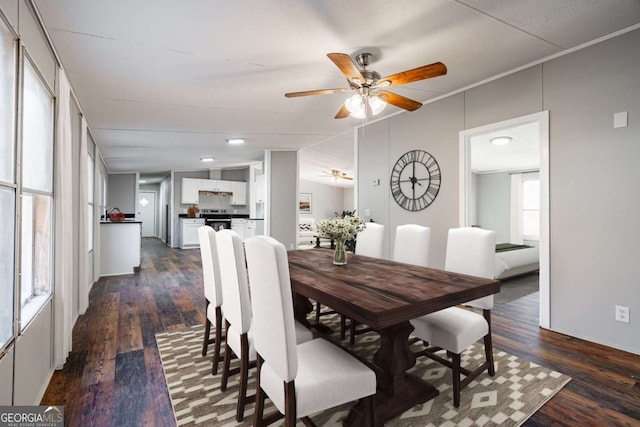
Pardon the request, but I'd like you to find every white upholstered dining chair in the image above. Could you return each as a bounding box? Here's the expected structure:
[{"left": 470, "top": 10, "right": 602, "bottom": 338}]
[
  {"left": 346, "top": 222, "right": 386, "bottom": 343},
  {"left": 244, "top": 235, "right": 376, "bottom": 427},
  {"left": 392, "top": 224, "right": 431, "bottom": 267},
  {"left": 198, "top": 226, "right": 224, "bottom": 375},
  {"left": 410, "top": 227, "right": 497, "bottom": 407},
  {"left": 216, "top": 230, "right": 314, "bottom": 422},
  {"left": 355, "top": 222, "right": 385, "bottom": 258},
  {"left": 215, "top": 229, "right": 255, "bottom": 422}
]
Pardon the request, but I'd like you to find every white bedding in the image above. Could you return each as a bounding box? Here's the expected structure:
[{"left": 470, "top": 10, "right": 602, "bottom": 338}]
[{"left": 494, "top": 246, "right": 539, "bottom": 279}]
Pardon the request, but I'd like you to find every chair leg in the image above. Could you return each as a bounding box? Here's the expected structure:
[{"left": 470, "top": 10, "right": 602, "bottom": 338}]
[
  {"left": 202, "top": 317, "right": 211, "bottom": 357},
  {"left": 236, "top": 333, "right": 250, "bottom": 422},
  {"left": 221, "top": 321, "right": 232, "bottom": 391},
  {"left": 364, "top": 395, "right": 375, "bottom": 427},
  {"left": 212, "top": 307, "right": 223, "bottom": 375},
  {"left": 315, "top": 302, "right": 321, "bottom": 323},
  {"left": 340, "top": 315, "right": 347, "bottom": 340},
  {"left": 349, "top": 319, "right": 357, "bottom": 345},
  {"left": 483, "top": 310, "right": 496, "bottom": 376},
  {"left": 284, "top": 381, "right": 296, "bottom": 427},
  {"left": 254, "top": 355, "right": 265, "bottom": 427},
  {"left": 452, "top": 352, "right": 462, "bottom": 407}
]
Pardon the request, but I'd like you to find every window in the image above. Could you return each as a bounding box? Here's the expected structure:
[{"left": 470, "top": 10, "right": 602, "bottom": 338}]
[
  {"left": 20, "top": 57, "right": 54, "bottom": 328},
  {"left": 88, "top": 152, "right": 94, "bottom": 252},
  {"left": 0, "top": 15, "right": 16, "bottom": 350},
  {"left": 522, "top": 176, "right": 540, "bottom": 241},
  {"left": 0, "top": 187, "right": 15, "bottom": 349}
]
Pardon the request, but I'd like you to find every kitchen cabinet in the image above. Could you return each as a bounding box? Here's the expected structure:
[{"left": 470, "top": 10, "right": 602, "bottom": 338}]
[
  {"left": 255, "top": 174, "right": 266, "bottom": 203},
  {"left": 181, "top": 218, "right": 205, "bottom": 249},
  {"left": 230, "top": 181, "right": 247, "bottom": 205},
  {"left": 181, "top": 178, "right": 202, "bottom": 204},
  {"left": 201, "top": 179, "right": 232, "bottom": 192},
  {"left": 182, "top": 178, "right": 246, "bottom": 205},
  {"left": 231, "top": 218, "right": 247, "bottom": 239}
]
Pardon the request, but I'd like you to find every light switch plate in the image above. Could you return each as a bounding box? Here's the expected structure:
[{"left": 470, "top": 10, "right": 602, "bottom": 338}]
[{"left": 614, "top": 111, "right": 628, "bottom": 128}]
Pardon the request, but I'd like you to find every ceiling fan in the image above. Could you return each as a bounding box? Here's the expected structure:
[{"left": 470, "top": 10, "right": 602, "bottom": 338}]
[
  {"left": 285, "top": 52, "right": 446, "bottom": 119},
  {"left": 321, "top": 169, "right": 353, "bottom": 181}
]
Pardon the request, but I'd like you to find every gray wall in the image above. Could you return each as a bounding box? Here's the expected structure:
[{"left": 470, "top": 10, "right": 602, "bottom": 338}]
[
  {"left": 543, "top": 29, "right": 640, "bottom": 353},
  {"left": 299, "top": 179, "right": 346, "bottom": 221},
  {"left": 268, "top": 151, "right": 298, "bottom": 250},
  {"left": 476, "top": 172, "right": 510, "bottom": 242},
  {"left": 107, "top": 173, "right": 137, "bottom": 214},
  {"left": 357, "top": 28, "right": 640, "bottom": 354}
]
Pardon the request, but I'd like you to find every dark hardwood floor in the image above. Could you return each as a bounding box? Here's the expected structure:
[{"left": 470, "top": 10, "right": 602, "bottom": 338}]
[{"left": 41, "top": 238, "right": 640, "bottom": 426}]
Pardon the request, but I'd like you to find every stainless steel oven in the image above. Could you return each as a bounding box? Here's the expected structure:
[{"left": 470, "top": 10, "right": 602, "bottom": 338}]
[{"left": 200, "top": 209, "right": 232, "bottom": 231}]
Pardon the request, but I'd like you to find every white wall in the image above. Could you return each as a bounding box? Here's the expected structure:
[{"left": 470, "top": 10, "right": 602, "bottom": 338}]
[
  {"left": 476, "top": 172, "right": 511, "bottom": 242},
  {"left": 299, "top": 179, "right": 345, "bottom": 221},
  {"left": 356, "top": 29, "right": 640, "bottom": 354}
]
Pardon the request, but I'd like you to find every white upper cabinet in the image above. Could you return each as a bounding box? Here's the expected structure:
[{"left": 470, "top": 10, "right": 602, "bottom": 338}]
[
  {"left": 181, "top": 178, "right": 202, "bottom": 204},
  {"left": 255, "top": 174, "right": 266, "bottom": 204},
  {"left": 182, "top": 177, "right": 247, "bottom": 204},
  {"left": 230, "top": 181, "right": 247, "bottom": 205}
]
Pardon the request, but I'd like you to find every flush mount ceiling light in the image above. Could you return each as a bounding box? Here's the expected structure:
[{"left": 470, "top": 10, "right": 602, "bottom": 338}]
[
  {"left": 226, "top": 138, "right": 245, "bottom": 145},
  {"left": 201, "top": 157, "right": 215, "bottom": 162},
  {"left": 490, "top": 136, "right": 512, "bottom": 145}
]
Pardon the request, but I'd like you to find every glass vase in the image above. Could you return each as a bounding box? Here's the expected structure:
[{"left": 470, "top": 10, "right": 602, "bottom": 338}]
[{"left": 333, "top": 238, "right": 348, "bottom": 265}]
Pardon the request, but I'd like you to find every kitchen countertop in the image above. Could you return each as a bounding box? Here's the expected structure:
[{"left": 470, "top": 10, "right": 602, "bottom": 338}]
[{"left": 100, "top": 219, "right": 142, "bottom": 224}]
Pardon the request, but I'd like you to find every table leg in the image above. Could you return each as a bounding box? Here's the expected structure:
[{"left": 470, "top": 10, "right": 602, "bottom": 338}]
[
  {"left": 345, "top": 321, "right": 438, "bottom": 426},
  {"left": 292, "top": 292, "right": 332, "bottom": 335}
]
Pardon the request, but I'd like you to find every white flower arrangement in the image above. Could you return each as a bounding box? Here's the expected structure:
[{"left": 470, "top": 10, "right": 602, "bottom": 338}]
[{"left": 316, "top": 215, "right": 366, "bottom": 241}]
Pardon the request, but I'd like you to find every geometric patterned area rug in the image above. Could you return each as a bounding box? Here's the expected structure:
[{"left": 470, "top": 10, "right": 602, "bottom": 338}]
[{"left": 156, "top": 316, "right": 570, "bottom": 427}]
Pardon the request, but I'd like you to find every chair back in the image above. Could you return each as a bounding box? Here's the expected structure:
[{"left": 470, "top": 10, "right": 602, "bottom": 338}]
[
  {"left": 445, "top": 227, "right": 496, "bottom": 309},
  {"left": 393, "top": 224, "right": 431, "bottom": 267},
  {"left": 198, "top": 226, "right": 222, "bottom": 307},
  {"left": 216, "top": 229, "right": 252, "bottom": 334},
  {"left": 356, "top": 222, "right": 385, "bottom": 258},
  {"left": 244, "top": 236, "right": 298, "bottom": 383}
]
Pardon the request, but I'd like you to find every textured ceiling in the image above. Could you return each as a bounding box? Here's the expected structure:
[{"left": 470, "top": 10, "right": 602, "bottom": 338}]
[{"left": 33, "top": 0, "right": 640, "bottom": 185}]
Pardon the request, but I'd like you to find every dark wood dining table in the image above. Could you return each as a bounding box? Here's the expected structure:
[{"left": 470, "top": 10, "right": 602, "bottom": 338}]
[{"left": 287, "top": 249, "right": 500, "bottom": 426}]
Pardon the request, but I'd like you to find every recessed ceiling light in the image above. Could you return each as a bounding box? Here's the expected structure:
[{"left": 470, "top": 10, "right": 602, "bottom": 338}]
[
  {"left": 490, "top": 136, "right": 512, "bottom": 145},
  {"left": 227, "top": 138, "right": 245, "bottom": 145},
  {"left": 201, "top": 157, "right": 215, "bottom": 162}
]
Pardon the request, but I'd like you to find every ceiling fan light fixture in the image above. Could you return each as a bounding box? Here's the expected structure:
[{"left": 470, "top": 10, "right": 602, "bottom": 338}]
[
  {"left": 345, "top": 93, "right": 364, "bottom": 114},
  {"left": 490, "top": 136, "right": 512, "bottom": 145},
  {"left": 368, "top": 95, "right": 387, "bottom": 115}
]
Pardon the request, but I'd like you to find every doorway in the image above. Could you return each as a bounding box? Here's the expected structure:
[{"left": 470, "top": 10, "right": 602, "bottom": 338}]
[
  {"left": 138, "top": 191, "right": 157, "bottom": 237},
  {"left": 459, "top": 111, "right": 550, "bottom": 328}
]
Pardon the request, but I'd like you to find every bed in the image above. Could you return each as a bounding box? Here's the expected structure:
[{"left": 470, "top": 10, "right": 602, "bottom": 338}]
[{"left": 494, "top": 243, "right": 539, "bottom": 280}]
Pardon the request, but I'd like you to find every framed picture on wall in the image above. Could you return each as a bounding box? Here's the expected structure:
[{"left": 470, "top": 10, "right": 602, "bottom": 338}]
[{"left": 299, "top": 193, "right": 312, "bottom": 213}]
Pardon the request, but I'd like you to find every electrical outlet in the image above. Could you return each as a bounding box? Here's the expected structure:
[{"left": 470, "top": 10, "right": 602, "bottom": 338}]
[{"left": 615, "top": 305, "right": 630, "bottom": 323}]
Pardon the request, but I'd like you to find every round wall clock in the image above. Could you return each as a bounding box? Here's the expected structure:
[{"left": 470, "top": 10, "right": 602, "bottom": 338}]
[{"left": 390, "top": 149, "right": 441, "bottom": 211}]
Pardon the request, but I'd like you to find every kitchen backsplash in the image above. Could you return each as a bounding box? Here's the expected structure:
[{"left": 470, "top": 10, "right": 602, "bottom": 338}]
[{"left": 198, "top": 191, "right": 250, "bottom": 214}]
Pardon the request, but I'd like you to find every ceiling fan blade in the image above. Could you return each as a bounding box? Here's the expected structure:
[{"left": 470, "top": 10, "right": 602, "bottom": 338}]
[
  {"left": 285, "top": 88, "right": 351, "bottom": 98},
  {"left": 341, "top": 175, "right": 354, "bottom": 181},
  {"left": 377, "top": 90, "right": 423, "bottom": 111},
  {"left": 327, "top": 53, "right": 365, "bottom": 84},
  {"left": 377, "top": 62, "right": 447, "bottom": 88},
  {"left": 335, "top": 104, "right": 350, "bottom": 119}
]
